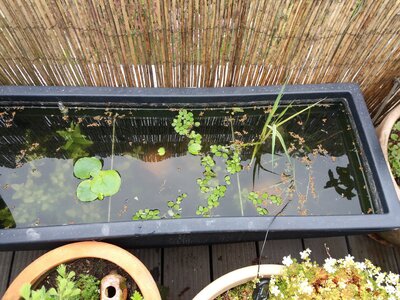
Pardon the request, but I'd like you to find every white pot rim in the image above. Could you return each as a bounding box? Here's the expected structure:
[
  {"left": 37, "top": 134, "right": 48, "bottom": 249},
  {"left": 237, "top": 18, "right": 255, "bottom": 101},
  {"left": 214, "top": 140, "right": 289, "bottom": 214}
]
[{"left": 193, "top": 264, "right": 284, "bottom": 300}]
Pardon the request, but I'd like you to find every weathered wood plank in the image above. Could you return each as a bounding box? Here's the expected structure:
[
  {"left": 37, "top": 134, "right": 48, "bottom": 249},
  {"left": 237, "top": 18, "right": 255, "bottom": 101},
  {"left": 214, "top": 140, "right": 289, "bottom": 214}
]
[
  {"left": 129, "top": 248, "right": 162, "bottom": 284},
  {"left": 348, "top": 235, "right": 399, "bottom": 273},
  {"left": 9, "top": 250, "right": 47, "bottom": 283},
  {"left": 392, "top": 246, "right": 400, "bottom": 272},
  {"left": 258, "top": 239, "right": 303, "bottom": 264},
  {"left": 0, "top": 251, "right": 13, "bottom": 296},
  {"left": 211, "top": 242, "right": 258, "bottom": 279},
  {"left": 163, "top": 246, "right": 210, "bottom": 299},
  {"left": 303, "top": 237, "right": 349, "bottom": 263}
]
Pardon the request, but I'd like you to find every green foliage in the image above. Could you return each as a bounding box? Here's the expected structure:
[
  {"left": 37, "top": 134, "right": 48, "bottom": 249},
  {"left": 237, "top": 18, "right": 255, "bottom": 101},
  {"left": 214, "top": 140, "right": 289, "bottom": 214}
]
[
  {"left": 131, "top": 290, "right": 144, "bottom": 300},
  {"left": 269, "top": 249, "right": 400, "bottom": 299},
  {"left": 196, "top": 185, "right": 227, "bottom": 217},
  {"left": 73, "top": 157, "right": 102, "bottom": 179},
  {"left": 172, "top": 109, "right": 196, "bottom": 135},
  {"left": 57, "top": 122, "right": 93, "bottom": 160},
  {"left": 388, "top": 120, "right": 400, "bottom": 181},
  {"left": 132, "top": 208, "right": 160, "bottom": 220},
  {"left": 76, "top": 274, "right": 100, "bottom": 300},
  {"left": 226, "top": 152, "right": 242, "bottom": 174},
  {"left": 247, "top": 191, "right": 282, "bottom": 215},
  {"left": 74, "top": 157, "right": 121, "bottom": 202},
  {"left": 21, "top": 264, "right": 81, "bottom": 300},
  {"left": 250, "top": 86, "right": 322, "bottom": 167},
  {"left": 172, "top": 109, "right": 202, "bottom": 155},
  {"left": 157, "top": 147, "right": 166, "bottom": 156},
  {"left": 167, "top": 193, "right": 187, "bottom": 218}
]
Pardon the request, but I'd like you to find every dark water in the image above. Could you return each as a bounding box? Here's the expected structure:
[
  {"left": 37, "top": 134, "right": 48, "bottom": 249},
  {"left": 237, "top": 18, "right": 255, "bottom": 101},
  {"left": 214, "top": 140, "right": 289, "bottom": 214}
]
[{"left": 0, "top": 100, "right": 376, "bottom": 229}]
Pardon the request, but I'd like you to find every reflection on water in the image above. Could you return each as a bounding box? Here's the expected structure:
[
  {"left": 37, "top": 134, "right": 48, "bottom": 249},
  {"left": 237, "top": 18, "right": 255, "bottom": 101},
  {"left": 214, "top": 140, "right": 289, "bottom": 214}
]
[{"left": 0, "top": 101, "right": 376, "bottom": 229}]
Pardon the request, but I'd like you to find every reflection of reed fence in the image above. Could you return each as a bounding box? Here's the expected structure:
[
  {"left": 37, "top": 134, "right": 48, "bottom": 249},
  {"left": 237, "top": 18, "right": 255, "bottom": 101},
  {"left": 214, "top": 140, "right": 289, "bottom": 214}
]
[
  {"left": 0, "top": 1, "right": 399, "bottom": 120},
  {"left": 0, "top": 108, "right": 345, "bottom": 167}
]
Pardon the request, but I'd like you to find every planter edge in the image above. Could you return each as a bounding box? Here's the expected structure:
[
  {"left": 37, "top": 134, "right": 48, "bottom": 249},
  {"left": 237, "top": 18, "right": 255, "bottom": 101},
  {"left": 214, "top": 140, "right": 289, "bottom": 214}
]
[
  {"left": 193, "top": 264, "right": 284, "bottom": 300},
  {"left": 3, "top": 241, "right": 161, "bottom": 300}
]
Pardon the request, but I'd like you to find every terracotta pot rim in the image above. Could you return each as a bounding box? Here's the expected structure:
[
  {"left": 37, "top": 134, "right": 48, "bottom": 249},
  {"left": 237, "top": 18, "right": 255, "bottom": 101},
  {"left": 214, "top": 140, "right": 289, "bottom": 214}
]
[
  {"left": 193, "top": 264, "right": 284, "bottom": 300},
  {"left": 376, "top": 105, "right": 400, "bottom": 199},
  {"left": 3, "top": 241, "right": 161, "bottom": 300}
]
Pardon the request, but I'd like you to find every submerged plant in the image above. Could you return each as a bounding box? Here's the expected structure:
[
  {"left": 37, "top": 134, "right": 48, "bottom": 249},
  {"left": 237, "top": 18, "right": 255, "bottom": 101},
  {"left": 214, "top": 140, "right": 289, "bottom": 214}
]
[
  {"left": 57, "top": 122, "right": 93, "bottom": 160},
  {"left": 74, "top": 157, "right": 121, "bottom": 202}
]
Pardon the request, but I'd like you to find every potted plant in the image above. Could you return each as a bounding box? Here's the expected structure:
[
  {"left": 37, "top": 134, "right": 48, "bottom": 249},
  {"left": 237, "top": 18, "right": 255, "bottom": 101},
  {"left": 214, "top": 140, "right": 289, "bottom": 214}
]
[
  {"left": 194, "top": 249, "right": 400, "bottom": 299},
  {"left": 3, "top": 241, "right": 161, "bottom": 300},
  {"left": 374, "top": 104, "right": 400, "bottom": 246}
]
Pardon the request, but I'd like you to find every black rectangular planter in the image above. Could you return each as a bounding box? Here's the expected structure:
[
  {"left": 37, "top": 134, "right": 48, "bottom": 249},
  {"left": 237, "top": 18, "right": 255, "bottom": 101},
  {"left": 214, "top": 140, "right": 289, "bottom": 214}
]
[{"left": 0, "top": 83, "right": 399, "bottom": 250}]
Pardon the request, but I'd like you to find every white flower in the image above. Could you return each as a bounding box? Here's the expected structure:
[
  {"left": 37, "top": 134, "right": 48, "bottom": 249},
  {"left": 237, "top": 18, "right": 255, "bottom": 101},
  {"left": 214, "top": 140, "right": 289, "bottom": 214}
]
[
  {"left": 270, "top": 285, "right": 281, "bottom": 296},
  {"left": 385, "top": 285, "right": 396, "bottom": 294},
  {"left": 300, "top": 249, "right": 312, "bottom": 260},
  {"left": 299, "top": 279, "right": 313, "bottom": 295},
  {"left": 323, "top": 257, "right": 337, "bottom": 274},
  {"left": 344, "top": 254, "right": 354, "bottom": 265},
  {"left": 387, "top": 272, "right": 399, "bottom": 285},
  {"left": 355, "top": 262, "right": 366, "bottom": 270},
  {"left": 282, "top": 255, "right": 293, "bottom": 266},
  {"left": 366, "top": 280, "right": 374, "bottom": 291},
  {"left": 376, "top": 273, "right": 386, "bottom": 286},
  {"left": 338, "top": 281, "right": 347, "bottom": 289}
]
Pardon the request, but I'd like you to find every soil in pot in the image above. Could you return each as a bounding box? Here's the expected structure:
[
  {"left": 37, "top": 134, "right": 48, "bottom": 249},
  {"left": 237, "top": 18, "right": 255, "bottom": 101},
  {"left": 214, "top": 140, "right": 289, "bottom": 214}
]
[
  {"left": 36, "top": 258, "right": 140, "bottom": 299},
  {"left": 388, "top": 119, "right": 400, "bottom": 186},
  {"left": 216, "top": 280, "right": 256, "bottom": 299}
]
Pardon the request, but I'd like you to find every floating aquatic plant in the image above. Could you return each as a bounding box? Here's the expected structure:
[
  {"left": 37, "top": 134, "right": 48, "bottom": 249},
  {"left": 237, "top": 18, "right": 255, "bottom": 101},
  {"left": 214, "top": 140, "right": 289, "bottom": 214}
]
[{"left": 74, "top": 157, "right": 121, "bottom": 202}]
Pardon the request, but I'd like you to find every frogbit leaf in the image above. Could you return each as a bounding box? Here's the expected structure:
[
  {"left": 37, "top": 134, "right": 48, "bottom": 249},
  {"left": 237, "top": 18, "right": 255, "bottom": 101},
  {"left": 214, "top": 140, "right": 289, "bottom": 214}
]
[
  {"left": 73, "top": 157, "right": 102, "bottom": 179},
  {"left": 91, "top": 170, "right": 121, "bottom": 197},
  {"left": 77, "top": 180, "right": 98, "bottom": 202},
  {"left": 158, "top": 147, "right": 166, "bottom": 156},
  {"left": 188, "top": 142, "right": 202, "bottom": 155}
]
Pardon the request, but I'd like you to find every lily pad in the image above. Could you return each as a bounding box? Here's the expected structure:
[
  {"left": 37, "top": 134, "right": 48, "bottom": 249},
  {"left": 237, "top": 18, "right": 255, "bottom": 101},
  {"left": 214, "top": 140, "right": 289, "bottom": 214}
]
[
  {"left": 91, "top": 170, "right": 121, "bottom": 197},
  {"left": 76, "top": 180, "right": 98, "bottom": 202},
  {"left": 73, "top": 157, "right": 102, "bottom": 179}
]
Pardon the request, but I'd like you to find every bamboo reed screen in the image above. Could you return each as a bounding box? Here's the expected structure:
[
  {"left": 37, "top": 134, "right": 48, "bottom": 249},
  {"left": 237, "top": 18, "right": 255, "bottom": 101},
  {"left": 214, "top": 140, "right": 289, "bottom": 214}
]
[{"left": 0, "top": 0, "right": 399, "bottom": 120}]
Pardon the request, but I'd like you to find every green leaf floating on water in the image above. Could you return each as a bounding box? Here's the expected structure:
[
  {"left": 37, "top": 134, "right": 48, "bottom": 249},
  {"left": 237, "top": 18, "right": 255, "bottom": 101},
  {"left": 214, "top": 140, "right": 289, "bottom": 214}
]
[
  {"left": 158, "top": 147, "right": 166, "bottom": 156},
  {"left": 77, "top": 180, "right": 98, "bottom": 202},
  {"left": 73, "top": 157, "right": 102, "bottom": 179},
  {"left": 188, "top": 142, "right": 202, "bottom": 155},
  {"left": 74, "top": 157, "right": 121, "bottom": 202},
  {"left": 91, "top": 170, "right": 121, "bottom": 197}
]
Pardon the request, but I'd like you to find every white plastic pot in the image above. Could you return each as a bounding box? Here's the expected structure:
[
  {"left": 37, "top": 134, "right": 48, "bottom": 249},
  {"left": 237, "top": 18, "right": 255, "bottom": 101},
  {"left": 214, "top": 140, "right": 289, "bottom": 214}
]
[{"left": 193, "top": 264, "right": 284, "bottom": 300}]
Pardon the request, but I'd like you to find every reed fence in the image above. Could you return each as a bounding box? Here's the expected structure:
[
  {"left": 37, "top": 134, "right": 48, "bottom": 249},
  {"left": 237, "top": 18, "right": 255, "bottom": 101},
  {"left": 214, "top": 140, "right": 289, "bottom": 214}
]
[{"left": 0, "top": 0, "right": 399, "bottom": 122}]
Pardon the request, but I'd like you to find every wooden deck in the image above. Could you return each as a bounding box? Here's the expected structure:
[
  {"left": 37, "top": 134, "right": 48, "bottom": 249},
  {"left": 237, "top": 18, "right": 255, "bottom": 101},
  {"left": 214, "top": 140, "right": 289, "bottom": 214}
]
[{"left": 1, "top": 235, "right": 400, "bottom": 299}]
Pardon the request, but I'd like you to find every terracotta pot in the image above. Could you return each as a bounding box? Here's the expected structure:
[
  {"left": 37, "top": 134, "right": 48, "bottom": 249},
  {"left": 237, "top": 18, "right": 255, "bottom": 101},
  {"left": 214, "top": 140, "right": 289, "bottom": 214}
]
[
  {"left": 193, "top": 264, "right": 284, "bottom": 300},
  {"left": 3, "top": 241, "right": 161, "bottom": 300},
  {"left": 375, "top": 105, "right": 400, "bottom": 246}
]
